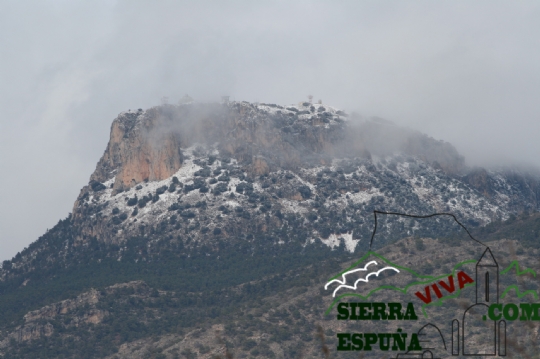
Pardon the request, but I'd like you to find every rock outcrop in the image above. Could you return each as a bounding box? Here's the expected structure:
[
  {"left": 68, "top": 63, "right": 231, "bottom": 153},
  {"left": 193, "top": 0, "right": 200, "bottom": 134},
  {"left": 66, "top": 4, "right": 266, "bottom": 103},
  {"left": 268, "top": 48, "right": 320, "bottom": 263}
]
[
  {"left": 0, "top": 281, "right": 155, "bottom": 347},
  {"left": 88, "top": 102, "right": 352, "bottom": 193},
  {"left": 90, "top": 108, "right": 184, "bottom": 193}
]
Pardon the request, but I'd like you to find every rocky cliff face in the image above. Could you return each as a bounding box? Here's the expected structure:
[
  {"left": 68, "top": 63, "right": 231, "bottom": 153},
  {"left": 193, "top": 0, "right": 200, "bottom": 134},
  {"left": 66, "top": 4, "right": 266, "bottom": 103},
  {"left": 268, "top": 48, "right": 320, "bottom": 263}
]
[{"left": 89, "top": 108, "right": 184, "bottom": 193}]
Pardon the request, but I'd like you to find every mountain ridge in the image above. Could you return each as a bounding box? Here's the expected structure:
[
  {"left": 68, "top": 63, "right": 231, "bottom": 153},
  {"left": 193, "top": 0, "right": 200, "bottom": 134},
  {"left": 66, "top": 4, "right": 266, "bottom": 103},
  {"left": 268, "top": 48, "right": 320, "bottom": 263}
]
[{"left": 4, "top": 100, "right": 540, "bottom": 280}]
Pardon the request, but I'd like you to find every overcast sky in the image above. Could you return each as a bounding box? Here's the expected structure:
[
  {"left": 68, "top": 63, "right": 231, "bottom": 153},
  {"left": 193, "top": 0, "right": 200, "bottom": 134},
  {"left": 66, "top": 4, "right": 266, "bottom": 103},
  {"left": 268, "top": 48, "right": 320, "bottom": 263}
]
[{"left": 1, "top": 1, "right": 539, "bottom": 260}]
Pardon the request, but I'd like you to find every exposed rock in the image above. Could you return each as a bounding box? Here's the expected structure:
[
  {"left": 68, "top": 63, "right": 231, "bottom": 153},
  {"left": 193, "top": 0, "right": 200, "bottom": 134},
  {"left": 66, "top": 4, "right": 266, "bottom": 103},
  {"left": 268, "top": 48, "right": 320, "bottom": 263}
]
[
  {"left": 86, "top": 102, "right": 349, "bottom": 194},
  {"left": 23, "top": 289, "right": 101, "bottom": 323},
  {"left": 402, "top": 132, "right": 465, "bottom": 175},
  {"left": 252, "top": 156, "right": 270, "bottom": 175},
  {"left": 464, "top": 167, "right": 495, "bottom": 197},
  {"left": 13, "top": 323, "right": 54, "bottom": 343},
  {"left": 91, "top": 108, "right": 184, "bottom": 193},
  {"left": 0, "top": 281, "right": 154, "bottom": 347}
]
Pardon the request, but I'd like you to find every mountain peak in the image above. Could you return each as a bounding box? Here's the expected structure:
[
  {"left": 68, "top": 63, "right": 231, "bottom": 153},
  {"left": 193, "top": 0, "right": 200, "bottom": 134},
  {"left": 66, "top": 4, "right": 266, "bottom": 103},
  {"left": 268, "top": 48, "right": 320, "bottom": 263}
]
[{"left": 64, "top": 100, "right": 540, "bottom": 248}]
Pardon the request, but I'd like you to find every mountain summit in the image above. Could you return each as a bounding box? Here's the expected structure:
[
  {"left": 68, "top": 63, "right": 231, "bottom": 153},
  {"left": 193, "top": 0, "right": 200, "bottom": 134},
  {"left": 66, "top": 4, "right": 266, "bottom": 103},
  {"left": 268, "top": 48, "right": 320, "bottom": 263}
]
[{"left": 66, "top": 101, "right": 538, "bottom": 250}]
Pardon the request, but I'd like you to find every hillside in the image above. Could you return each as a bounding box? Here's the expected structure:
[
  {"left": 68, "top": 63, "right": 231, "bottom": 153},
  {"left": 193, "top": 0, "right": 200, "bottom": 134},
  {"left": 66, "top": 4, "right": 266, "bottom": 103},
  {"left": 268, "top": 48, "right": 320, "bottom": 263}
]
[{"left": 2, "top": 212, "right": 540, "bottom": 358}]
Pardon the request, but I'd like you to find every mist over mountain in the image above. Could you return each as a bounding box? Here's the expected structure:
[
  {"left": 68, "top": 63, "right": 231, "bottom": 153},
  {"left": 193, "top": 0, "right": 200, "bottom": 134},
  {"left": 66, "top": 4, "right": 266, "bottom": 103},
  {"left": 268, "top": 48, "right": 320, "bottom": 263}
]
[
  {"left": 6, "top": 99, "right": 539, "bottom": 272},
  {"left": 0, "top": 99, "right": 538, "bottom": 358},
  {"left": 24, "top": 100, "right": 530, "bottom": 255}
]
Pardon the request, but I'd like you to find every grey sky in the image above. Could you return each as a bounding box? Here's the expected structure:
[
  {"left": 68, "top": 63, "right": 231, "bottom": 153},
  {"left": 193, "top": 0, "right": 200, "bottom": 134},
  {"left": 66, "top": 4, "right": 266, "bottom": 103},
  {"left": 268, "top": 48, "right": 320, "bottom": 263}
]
[{"left": 1, "top": 1, "right": 539, "bottom": 260}]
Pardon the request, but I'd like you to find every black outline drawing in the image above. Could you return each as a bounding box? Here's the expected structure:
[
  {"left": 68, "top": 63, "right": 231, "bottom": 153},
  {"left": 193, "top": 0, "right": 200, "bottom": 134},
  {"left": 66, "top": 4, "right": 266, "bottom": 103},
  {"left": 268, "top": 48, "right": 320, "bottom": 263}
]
[
  {"left": 454, "top": 247, "right": 505, "bottom": 357},
  {"left": 368, "top": 211, "right": 507, "bottom": 358},
  {"left": 451, "top": 319, "right": 459, "bottom": 355},
  {"left": 418, "top": 323, "right": 447, "bottom": 351},
  {"left": 476, "top": 248, "right": 499, "bottom": 308},
  {"left": 369, "top": 210, "right": 487, "bottom": 251},
  {"left": 391, "top": 323, "right": 446, "bottom": 358},
  {"left": 498, "top": 321, "right": 506, "bottom": 356}
]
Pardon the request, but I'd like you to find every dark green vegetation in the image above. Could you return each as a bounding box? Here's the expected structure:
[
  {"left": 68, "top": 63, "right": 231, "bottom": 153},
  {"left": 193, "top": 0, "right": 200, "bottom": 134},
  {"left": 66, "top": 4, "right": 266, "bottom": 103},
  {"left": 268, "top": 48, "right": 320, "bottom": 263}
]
[
  {"left": 0, "top": 215, "right": 354, "bottom": 358},
  {"left": 472, "top": 211, "right": 540, "bottom": 247},
  {"left": 0, "top": 212, "right": 539, "bottom": 358},
  {"left": 3, "top": 262, "right": 338, "bottom": 359}
]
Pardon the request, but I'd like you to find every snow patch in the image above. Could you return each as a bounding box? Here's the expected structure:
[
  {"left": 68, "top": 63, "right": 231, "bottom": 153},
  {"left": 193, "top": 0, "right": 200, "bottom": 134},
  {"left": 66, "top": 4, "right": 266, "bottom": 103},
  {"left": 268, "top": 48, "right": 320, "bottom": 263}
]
[{"left": 319, "top": 232, "right": 359, "bottom": 253}]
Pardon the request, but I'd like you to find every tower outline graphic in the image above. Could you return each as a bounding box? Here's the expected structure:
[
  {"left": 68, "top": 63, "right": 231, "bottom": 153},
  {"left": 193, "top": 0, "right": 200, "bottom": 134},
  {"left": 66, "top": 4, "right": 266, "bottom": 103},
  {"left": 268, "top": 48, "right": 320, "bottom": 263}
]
[{"left": 452, "top": 247, "right": 506, "bottom": 357}]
